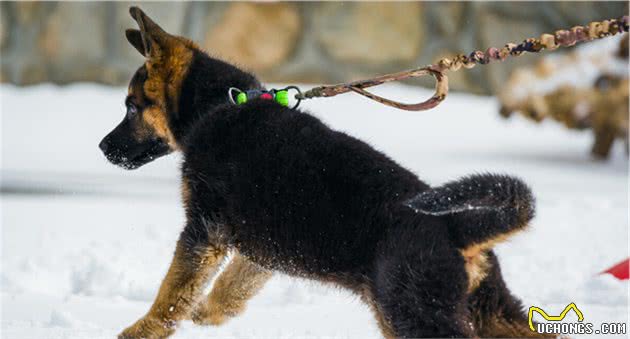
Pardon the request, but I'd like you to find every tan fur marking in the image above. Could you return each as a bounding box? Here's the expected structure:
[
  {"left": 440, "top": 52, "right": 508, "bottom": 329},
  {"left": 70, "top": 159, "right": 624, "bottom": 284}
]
[
  {"left": 119, "top": 239, "right": 227, "bottom": 338},
  {"left": 461, "top": 228, "right": 524, "bottom": 259},
  {"left": 361, "top": 287, "right": 396, "bottom": 339},
  {"left": 139, "top": 37, "right": 195, "bottom": 150},
  {"left": 192, "top": 252, "right": 272, "bottom": 326},
  {"left": 461, "top": 228, "right": 525, "bottom": 292},
  {"left": 463, "top": 252, "right": 490, "bottom": 292},
  {"left": 143, "top": 40, "right": 194, "bottom": 112},
  {"left": 181, "top": 176, "right": 191, "bottom": 207},
  {"left": 142, "top": 106, "right": 178, "bottom": 149}
]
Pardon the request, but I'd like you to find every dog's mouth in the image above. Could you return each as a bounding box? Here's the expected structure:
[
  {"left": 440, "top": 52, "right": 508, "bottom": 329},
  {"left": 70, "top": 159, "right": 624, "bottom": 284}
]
[{"left": 104, "top": 140, "right": 170, "bottom": 170}]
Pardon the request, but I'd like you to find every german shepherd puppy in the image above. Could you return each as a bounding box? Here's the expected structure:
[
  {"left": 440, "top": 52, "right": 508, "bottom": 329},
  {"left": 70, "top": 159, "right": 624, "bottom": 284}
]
[{"left": 100, "top": 7, "right": 546, "bottom": 339}]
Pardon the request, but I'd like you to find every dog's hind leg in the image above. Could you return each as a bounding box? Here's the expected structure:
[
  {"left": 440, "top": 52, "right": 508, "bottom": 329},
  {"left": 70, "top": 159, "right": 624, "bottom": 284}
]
[
  {"left": 118, "top": 222, "right": 228, "bottom": 339},
  {"left": 371, "top": 216, "right": 475, "bottom": 338},
  {"left": 468, "top": 251, "right": 555, "bottom": 338},
  {"left": 360, "top": 289, "right": 397, "bottom": 339},
  {"left": 191, "top": 251, "right": 272, "bottom": 326}
]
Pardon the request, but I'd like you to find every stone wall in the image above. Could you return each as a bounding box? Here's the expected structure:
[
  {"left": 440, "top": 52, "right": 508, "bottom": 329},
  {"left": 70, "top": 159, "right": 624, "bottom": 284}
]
[{"left": 1, "top": 1, "right": 626, "bottom": 94}]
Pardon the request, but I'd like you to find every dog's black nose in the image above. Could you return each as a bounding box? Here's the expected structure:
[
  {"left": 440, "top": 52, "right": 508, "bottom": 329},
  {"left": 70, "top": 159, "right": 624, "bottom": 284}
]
[{"left": 99, "top": 139, "right": 109, "bottom": 153}]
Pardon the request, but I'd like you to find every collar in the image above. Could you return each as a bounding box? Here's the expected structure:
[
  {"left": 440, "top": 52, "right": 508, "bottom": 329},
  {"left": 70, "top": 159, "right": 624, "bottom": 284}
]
[{"left": 228, "top": 86, "right": 302, "bottom": 109}]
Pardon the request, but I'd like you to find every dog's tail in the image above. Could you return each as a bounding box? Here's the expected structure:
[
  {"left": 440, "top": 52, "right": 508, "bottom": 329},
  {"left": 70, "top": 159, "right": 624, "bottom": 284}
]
[{"left": 405, "top": 174, "right": 534, "bottom": 251}]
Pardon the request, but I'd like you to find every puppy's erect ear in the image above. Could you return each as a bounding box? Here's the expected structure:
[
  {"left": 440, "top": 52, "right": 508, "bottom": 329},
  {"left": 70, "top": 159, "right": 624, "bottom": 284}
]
[
  {"left": 128, "top": 6, "right": 176, "bottom": 59},
  {"left": 126, "top": 29, "right": 146, "bottom": 56}
]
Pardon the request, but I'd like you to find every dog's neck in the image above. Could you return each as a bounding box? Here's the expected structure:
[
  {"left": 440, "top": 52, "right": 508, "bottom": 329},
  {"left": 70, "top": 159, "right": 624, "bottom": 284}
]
[{"left": 172, "top": 50, "right": 262, "bottom": 145}]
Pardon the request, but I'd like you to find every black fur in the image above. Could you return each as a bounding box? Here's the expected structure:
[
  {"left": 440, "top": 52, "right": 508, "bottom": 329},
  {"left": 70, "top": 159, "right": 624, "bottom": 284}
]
[
  {"left": 175, "top": 57, "right": 532, "bottom": 336},
  {"left": 179, "top": 96, "right": 476, "bottom": 336},
  {"left": 103, "top": 34, "right": 539, "bottom": 338},
  {"left": 406, "top": 173, "right": 535, "bottom": 248},
  {"left": 174, "top": 49, "right": 261, "bottom": 141}
]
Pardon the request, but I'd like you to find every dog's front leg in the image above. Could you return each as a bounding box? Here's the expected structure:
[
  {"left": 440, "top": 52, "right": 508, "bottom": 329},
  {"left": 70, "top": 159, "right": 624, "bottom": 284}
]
[{"left": 119, "top": 223, "right": 227, "bottom": 339}]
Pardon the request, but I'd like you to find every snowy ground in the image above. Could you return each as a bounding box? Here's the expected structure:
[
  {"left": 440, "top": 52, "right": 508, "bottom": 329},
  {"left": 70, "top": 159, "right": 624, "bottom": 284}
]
[{"left": 1, "top": 83, "right": 628, "bottom": 338}]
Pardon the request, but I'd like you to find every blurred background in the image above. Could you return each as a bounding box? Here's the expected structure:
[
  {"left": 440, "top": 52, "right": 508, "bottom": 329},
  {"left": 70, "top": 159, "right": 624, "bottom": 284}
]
[
  {"left": 1, "top": 2, "right": 628, "bottom": 339},
  {"left": 0, "top": 1, "right": 626, "bottom": 94}
]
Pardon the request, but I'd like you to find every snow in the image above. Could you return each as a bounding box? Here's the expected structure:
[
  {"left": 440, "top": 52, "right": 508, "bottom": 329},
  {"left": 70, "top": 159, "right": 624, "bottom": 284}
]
[{"left": 1, "top": 82, "right": 628, "bottom": 338}]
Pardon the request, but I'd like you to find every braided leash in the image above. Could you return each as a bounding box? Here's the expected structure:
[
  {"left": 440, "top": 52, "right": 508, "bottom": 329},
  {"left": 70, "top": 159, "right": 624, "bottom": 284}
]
[{"left": 294, "top": 16, "right": 629, "bottom": 111}]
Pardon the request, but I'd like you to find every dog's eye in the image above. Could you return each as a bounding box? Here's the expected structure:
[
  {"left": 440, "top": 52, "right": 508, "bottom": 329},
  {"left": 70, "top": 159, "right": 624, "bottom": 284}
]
[{"left": 126, "top": 104, "right": 138, "bottom": 118}]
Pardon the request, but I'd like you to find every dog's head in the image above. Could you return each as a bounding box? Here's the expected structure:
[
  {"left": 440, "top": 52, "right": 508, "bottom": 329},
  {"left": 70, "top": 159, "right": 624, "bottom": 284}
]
[
  {"left": 100, "top": 7, "right": 259, "bottom": 169},
  {"left": 99, "top": 7, "right": 194, "bottom": 169}
]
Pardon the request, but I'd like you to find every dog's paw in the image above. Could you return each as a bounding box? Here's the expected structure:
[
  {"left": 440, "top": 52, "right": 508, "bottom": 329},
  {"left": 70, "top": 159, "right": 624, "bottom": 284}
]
[
  {"left": 118, "top": 316, "right": 176, "bottom": 339},
  {"left": 190, "top": 303, "right": 227, "bottom": 326}
]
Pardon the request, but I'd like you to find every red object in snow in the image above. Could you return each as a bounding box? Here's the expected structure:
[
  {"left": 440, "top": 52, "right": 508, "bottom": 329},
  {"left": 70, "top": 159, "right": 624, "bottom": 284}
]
[{"left": 602, "top": 258, "right": 630, "bottom": 280}]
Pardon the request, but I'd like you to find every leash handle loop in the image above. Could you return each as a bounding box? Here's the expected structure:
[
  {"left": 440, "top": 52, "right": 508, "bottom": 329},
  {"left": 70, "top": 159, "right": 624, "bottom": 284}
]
[{"left": 296, "top": 66, "right": 448, "bottom": 111}]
